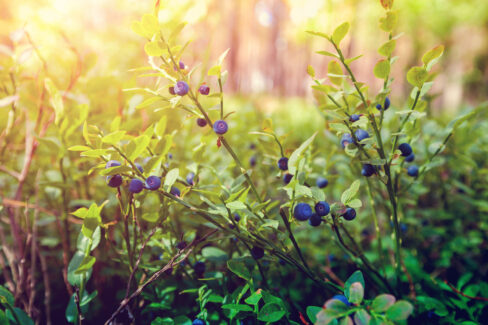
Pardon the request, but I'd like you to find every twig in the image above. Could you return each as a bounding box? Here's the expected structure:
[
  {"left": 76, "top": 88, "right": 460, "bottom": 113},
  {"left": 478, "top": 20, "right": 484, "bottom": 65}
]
[
  {"left": 37, "top": 247, "right": 51, "bottom": 325},
  {"left": 74, "top": 287, "right": 83, "bottom": 325},
  {"left": 443, "top": 279, "right": 488, "bottom": 301},
  {"left": 104, "top": 229, "right": 218, "bottom": 325}
]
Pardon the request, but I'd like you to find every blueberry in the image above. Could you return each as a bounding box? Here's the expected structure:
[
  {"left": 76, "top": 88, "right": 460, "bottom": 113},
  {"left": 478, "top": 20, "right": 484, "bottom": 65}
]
[
  {"left": 332, "top": 294, "right": 351, "bottom": 306},
  {"left": 168, "top": 153, "right": 173, "bottom": 159},
  {"left": 229, "top": 223, "right": 235, "bottom": 229},
  {"left": 198, "top": 84, "right": 210, "bottom": 95},
  {"left": 342, "top": 208, "right": 356, "bottom": 221},
  {"left": 315, "top": 201, "right": 330, "bottom": 217},
  {"left": 316, "top": 177, "right": 329, "bottom": 188},
  {"left": 176, "top": 241, "right": 187, "bottom": 250},
  {"left": 213, "top": 120, "right": 228, "bottom": 135},
  {"left": 384, "top": 97, "right": 391, "bottom": 110},
  {"left": 407, "top": 165, "right": 419, "bottom": 177},
  {"left": 194, "top": 261, "right": 205, "bottom": 274},
  {"left": 361, "top": 164, "right": 375, "bottom": 177},
  {"left": 249, "top": 143, "right": 256, "bottom": 150},
  {"left": 164, "top": 267, "right": 173, "bottom": 276},
  {"left": 250, "top": 156, "right": 257, "bottom": 167},
  {"left": 283, "top": 173, "right": 293, "bottom": 185},
  {"left": 106, "top": 175, "right": 123, "bottom": 188},
  {"left": 354, "top": 129, "right": 369, "bottom": 142},
  {"left": 398, "top": 143, "right": 413, "bottom": 157},
  {"left": 170, "top": 186, "right": 181, "bottom": 197},
  {"left": 250, "top": 246, "right": 264, "bottom": 259},
  {"left": 293, "top": 203, "right": 313, "bottom": 221},
  {"left": 376, "top": 104, "right": 382, "bottom": 110},
  {"left": 277, "top": 157, "right": 288, "bottom": 171},
  {"left": 308, "top": 214, "right": 322, "bottom": 227},
  {"left": 106, "top": 160, "right": 121, "bottom": 169},
  {"left": 192, "top": 319, "right": 205, "bottom": 325},
  {"left": 145, "top": 175, "right": 161, "bottom": 191},
  {"left": 279, "top": 259, "right": 286, "bottom": 266},
  {"left": 135, "top": 163, "right": 143, "bottom": 174},
  {"left": 400, "top": 223, "right": 407, "bottom": 233},
  {"left": 174, "top": 61, "right": 185, "bottom": 70},
  {"left": 234, "top": 213, "right": 241, "bottom": 222},
  {"left": 349, "top": 114, "right": 360, "bottom": 122},
  {"left": 174, "top": 81, "right": 189, "bottom": 96},
  {"left": 341, "top": 133, "right": 353, "bottom": 149},
  {"left": 405, "top": 153, "right": 415, "bottom": 162},
  {"left": 196, "top": 118, "right": 207, "bottom": 127},
  {"left": 186, "top": 172, "right": 196, "bottom": 185},
  {"left": 128, "top": 179, "right": 144, "bottom": 193},
  {"left": 169, "top": 86, "right": 175, "bottom": 95}
]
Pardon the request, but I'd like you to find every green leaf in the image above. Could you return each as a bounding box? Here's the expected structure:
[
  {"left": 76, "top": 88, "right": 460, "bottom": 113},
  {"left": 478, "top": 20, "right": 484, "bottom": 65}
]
[
  {"left": 76, "top": 227, "right": 100, "bottom": 252},
  {"left": 347, "top": 282, "right": 364, "bottom": 304},
  {"left": 341, "top": 180, "right": 360, "bottom": 205},
  {"left": 345, "top": 55, "right": 363, "bottom": 64},
  {"left": 128, "top": 135, "right": 151, "bottom": 161},
  {"left": 68, "top": 145, "right": 91, "bottom": 151},
  {"left": 45, "top": 78, "right": 64, "bottom": 125},
  {"left": 378, "top": 40, "right": 396, "bottom": 57},
  {"left": 406, "top": 66, "right": 428, "bottom": 88},
  {"left": 316, "top": 51, "right": 339, "bottom": 58},
  {"left": 227, "top": 259, "right": 251, "bottom": 280},
  {"left": 0, "top": 285, "right": 14, "bottom": 305},
  {"left": 257, "top": 302, "right": 285, "bottom": 322},
  {"left": 307, "top": 65, "right": 316, "bottom": 78},
  {"left": 137, "top": 96, "right": 162, "bottom": 109},
  {"left": 306, "top": 30, "right": 330, "bottom": 40},
  {"left": 347, "top": 199, "right": 362, "bottom": 209},
  {"left": 208, "top": 65, "right": 221, "bottom": 76},
  {"left": 373, "top": 60, "right": 390, "bottom": 79},
  {"left": 416, "top": 296, "right": 448, "bottom": 316},
  {"left": 202, "top": 247, "right": 228, "bottom": 262},
  {"left": 386, "top": 301, "right": 413, "bottom": 321},
  {"left": 328, "top": 61, "right": 344, "bottom": 86},
  {"left": 74, "top": 255, "right": 96, "bottom": 274},
  {"left": 221, "top": 304, "right": 253, "bottom": 312},
  {"left": 164, "top": 168, "right": 179, "bottom": 189},
  {"left": 372, "top": 294, "right": 396, "bottom": 312},
  {"left": 422, "top": 45, "right": 444, "bottom": 66},
  {"left": 226, "top": 201, "right": 247, "bottom": 210},
  {"left": 344, "top": 270, "right": 365, "bottom": 298},
  {"left": 144, "top": 41, "right": 165, "bottom": 57},
  {"left": 332, "top": 22, "right": 350, "bottom": 45},
  {"left": 141, "top": 14, "right": 159, "bottom": 36},
  {"left": 245, "top": 290, "right": 263, "bottom": 305},
  {"left": 306, "top": 306, "right": 322, "bottom": 323},
  {"left": 288, "top": 132, "right": 317, "bottom": 175},
  {"left": 68, "top": 251, "right": 92, "bottom": 286},
  {"left": 7, "top": 308, "right": 34, "bottom": 325},
  {"left": 354, "top": 310, "right": 371, "bottom": 325},
  {"left": 379, "top": 11, "right": 398, "bottom": 32},
  {"left": 101, "top": 131, "right": 126, "bottom": 145}
]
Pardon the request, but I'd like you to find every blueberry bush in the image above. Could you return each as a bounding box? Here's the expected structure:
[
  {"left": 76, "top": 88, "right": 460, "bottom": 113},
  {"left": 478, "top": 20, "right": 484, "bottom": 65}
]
[{"left": 1, "top": 1, "right": 488, "bottom": 324}]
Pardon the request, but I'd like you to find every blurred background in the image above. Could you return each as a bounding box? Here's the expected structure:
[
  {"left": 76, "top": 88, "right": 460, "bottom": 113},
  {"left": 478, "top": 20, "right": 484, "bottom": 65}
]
[{"left": 1, "top": 0, "right": 487, "bottom": 112}]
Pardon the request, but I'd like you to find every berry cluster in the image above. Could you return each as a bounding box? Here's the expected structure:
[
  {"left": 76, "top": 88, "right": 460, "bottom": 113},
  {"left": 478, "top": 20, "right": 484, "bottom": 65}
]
[{"left": 398, "top": 143, "right": 419, "bottom": 177}]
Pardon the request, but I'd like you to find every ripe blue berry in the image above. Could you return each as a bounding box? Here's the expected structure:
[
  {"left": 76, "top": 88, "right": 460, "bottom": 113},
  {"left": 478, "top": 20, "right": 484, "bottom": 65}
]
[
  {"left": 128, "top": 179, "right": 144, "bottom": 193},
  {"left": 398, "top": 143, "right": 413, "bottom": 157},
  {"left": 145, "top": 176, "right": 161, "bottom": 191},
  {"left": 361, "top": 164, "right": 375, "bottom": 177},
  {"left": 106, "top": 160, "right": 121, "bottom": 169},
  {"left": 196, "top": 118, "right": 207, "bottom": 127},
  {"left": 169, "top": 86, "right": 175, "bottom": 95},
  {"left": 342, "top": 208, "right": 356, "bottom": 221},
  {"left": 376, "top": 104, "right": 382, "bottom": 110},
  {"left": 250, "top": 155, "right": 257, "bottom": 167},
  {"left": 176, "top": 241, "right": 187, "bottom": 250},
  {"left": 234, "top": 213, "right": 241, "bottom": 222},
  {"left": 407, "top": 165, "right": 419, "bottom": 177},
  {"left": 315, "top": 201, "right": 330, "bottom": 217},
  {"left": 349, "top": 114, "right": 360, "bottom": 122},
  {"left": 135, "top": 163, "right": 143, "bottom": 173},
  {"left": 213, "top": 120, "right": 228, "bottom": 135},
  {"left": 194, "top": 261, "right": 205, "bottom": 274},
  {"left": 283, "top": 173, "right": 293, "bottom": 185},
  {"left": 106, "top": 175, "right": 123, "bottom": 188},
  {"left": 294, "top": 203, "right": 313, "bottom": 221},
  {"left": 170, "top": 186, "right": 181, "bottom": 197},
  {"left": 250, "top": 246, "right": 264, "bottom": 259},
  {"left": 405, "top": 153, "right": 415, "bottom": 162},
  {"left": 174, "top": 61, "right": 185, "bottom": 70},
  {"left": 333, "top": 295, "right": 352, "bottom": 306},
  {"left": 198, "top": 84, "right": 210, "bottom": 95},
  {"left": 384, "top": 97, "right": 391, "bottom": 110},
  {"left": 354, "top": 129, "right": 369, "bottom": 142},
  {"left": 341, "top": 133, "right": 353, "bottom": 149},
  {"left": 316, "top": 177, "right": 329, "bottom": 188},
  {"left": 174, "top": 81, "right": 189, "bottom": 96},
  {"left": 277, "top": 157, "right": 288, "bottom": 171},
  {"left": 186, "top": 172, "right": 196, "bottom": 185},
  {"left": 309, "top": 214, "right": 322, "bottom": 227},
  {"left": 192, "top": 319, "right": 205, "bottom": 325}
]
